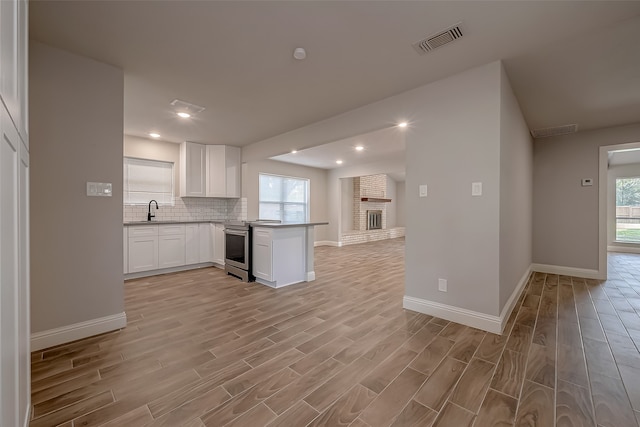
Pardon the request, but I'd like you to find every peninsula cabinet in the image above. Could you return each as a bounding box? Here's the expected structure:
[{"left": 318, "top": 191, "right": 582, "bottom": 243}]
[{"left": 180, "top": 142, "right": 241, "bottom": 198}]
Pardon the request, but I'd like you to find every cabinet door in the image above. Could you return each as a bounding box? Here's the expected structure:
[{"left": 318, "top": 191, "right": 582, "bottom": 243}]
[
  {"left": 199, "top": 223, "right": 212, "bottom": 263},
  {"left": 123, "top": 227, "right": 128, "bottom": 274},
  {"left": 128, "top": 236, "right": 159, "bottom": 272},
  {"left": 206, "top": 145, "right": 226, "bottom": 197},
  {"left": 180, "top": 142, "right": 206, "bottom": 197},
  {"left": 185, "top": 224, "right": 200, "bottom": 265},
  {"left": 158, "top": 234, "right": 186, "bottom": 268},
  {"left": 213, "top": 223, "right": 225, "bottom": 265},
  {"left": 252, "top": 228, "right": 272, "bottom": 281},
  {"left": 225, "top": 146, "right": 241, "bottom": 198}
]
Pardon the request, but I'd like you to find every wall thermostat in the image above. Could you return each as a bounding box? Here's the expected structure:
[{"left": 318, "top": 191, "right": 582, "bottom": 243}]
[{"left": 581, "top": 178, "right": 593, "bottom": 187}]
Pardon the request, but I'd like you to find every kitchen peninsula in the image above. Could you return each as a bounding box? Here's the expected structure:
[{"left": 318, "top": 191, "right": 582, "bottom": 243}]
[{"left": 251, "top": 221, "right": 328, "bottom": 288}]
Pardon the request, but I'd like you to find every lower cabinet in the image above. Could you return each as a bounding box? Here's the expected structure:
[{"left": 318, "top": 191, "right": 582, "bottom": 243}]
[
  {"left": 252, "top": 226, "right": 306, "bottom": 287},
  {"left": 128, "top": 235, "right": 159, "bottom": 273},
  {"left": 126, "top": 222, "right": 223, "bottom": 275},
  {"left": 253, "top": 228, "right": 273, "bottom": 281},
  {"left": 213, "top": 223, "right": 225, "bottom": 265}
]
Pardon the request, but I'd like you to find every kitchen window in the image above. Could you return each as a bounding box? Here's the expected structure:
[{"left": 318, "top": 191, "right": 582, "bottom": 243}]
[
  {"left": 123, "top": 157, "right": 174, "bottom": 206},
  {"left": 259, "top": 173, "right": 309, "bottom": 223}
]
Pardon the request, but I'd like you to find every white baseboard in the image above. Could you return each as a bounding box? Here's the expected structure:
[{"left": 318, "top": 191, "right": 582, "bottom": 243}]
[
  {"left": 498, "top": 265, "right": 532, "bottom": 333},
  {"left": 403, "top": 296, "right": 502, "bottom": 334},
  {"left": 531, "top": 263, "right": 603, "bottom": 280},
  {"left": 314, "top": 241, "right": 341, "bottom": 247},
  {"left": 403, "top": 266, "right": 532, "bottom": 335},
  {"left": 608, "top": 245, "right": 640, "bottom": 254},
  {"left": 306, "top": 271, "right": 316, "bottom": 281},
  {"left": 31, "top": 312, "right": 127, "bottom": 351},
  {"left": 125, "top": 262, "right": 219, "bottom": 280}
]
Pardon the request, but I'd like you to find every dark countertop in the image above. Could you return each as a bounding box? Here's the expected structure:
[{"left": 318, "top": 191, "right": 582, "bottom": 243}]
[
  {"left": 123, "top": 220, "right": 225, "bottom": 225},
  {"left": 250, "top": 221, "right": 329, "bottom": 228}
]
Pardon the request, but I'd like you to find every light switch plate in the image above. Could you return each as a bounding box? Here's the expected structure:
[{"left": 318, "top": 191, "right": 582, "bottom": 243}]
[
  {"left": 419, "top": 184, "right": 428, "bottom": 197},
  {"left": 87, "top": 182, "right": 113, "bottom": 197},
  {"left": 472, "top": 182, "right": 482, "bottom": 196},
  {"left": 438, "top": 278, "right": 447, "bottom": 292}
]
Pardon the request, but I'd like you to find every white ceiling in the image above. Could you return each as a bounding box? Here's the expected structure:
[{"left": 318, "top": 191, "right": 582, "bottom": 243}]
[
  {"left": 30, "top": 1, "right": 640, "bottom": 163},
  {"left": 271, "top": 126, "right": 405, "bottom": 170}
]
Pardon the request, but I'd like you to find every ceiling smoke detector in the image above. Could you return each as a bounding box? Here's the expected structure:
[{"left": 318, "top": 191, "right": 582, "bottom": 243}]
[
  {"left": 412, "top": 22, "right": 464, "bottom": 54},
  {"left": 170, "top": 99, "right": 206, "bottom": 117},
  {"left": 530, "top": 124, "right": 578, "bottom": 138},
  {"left": 293, "top": 47, "right": 306, "bottom": 60}
]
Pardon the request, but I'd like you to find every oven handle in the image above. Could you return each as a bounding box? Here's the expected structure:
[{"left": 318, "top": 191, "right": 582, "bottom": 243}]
[{"left": 224, "top": 229, "right": 248, "bottom": 237}]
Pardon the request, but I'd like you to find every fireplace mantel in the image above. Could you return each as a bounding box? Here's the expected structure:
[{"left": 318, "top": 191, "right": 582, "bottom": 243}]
[{"left": 360, "top": 197, "right": 392, "bottom": 203}]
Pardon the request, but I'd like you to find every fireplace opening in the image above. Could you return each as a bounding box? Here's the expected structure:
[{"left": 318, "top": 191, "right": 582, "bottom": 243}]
[{"left": 367, "top": 210, "right": 382, "bottom": 230}]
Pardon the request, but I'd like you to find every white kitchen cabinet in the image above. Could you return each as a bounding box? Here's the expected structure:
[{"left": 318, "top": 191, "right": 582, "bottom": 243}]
[
  {"left": 158, "top": 224, "right": 186, "bottom": 268},
  {"left": 252, "top": 228, "right": 273, "bottom": 281},
  {"left": 213, "top": 223, "right": 225, "bottom": 265},
  {"left": 123, "top": 227, "right": 128, "bottom": 274},
  {"left": 128, "top": 230, "right": 159, "bottom": 273},
  {"left": 252, "top": 226, "right": 307, "bottom": 288},
  {"left": 180, "top": 141, "right": 206, "bottom": 197},
  {"left": 206, "top": 145, "right": 241, "bottom": 198},
  {"left": 185, "top": 224, "right": 200, "bottom": 265},
  {"left": 199, "top": 223, "right": 213, "bottom": 263}
]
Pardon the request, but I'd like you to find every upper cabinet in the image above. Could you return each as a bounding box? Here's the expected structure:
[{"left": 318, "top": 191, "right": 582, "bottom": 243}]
[
  {"left": 206, "top": 145, "right": 241, "bottom": 198},
  {"left": 0, "top": 0, "right": 29, "bottom": 146},
  {"left": 180, "top": 142, "right": 241, "bottom": 198}
]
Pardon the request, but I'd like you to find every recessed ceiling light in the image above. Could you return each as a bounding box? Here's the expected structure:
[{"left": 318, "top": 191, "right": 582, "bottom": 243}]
[
  {"left": 355, "top": 145, "right": 364, "bottom": 151},
  {"left": 177, "top": 112, "right": 191, "bottom": 118},
  {"left": 336, "top": 160, "right": 343, "bottom": 165},
  {"left": 291, "top": 150, "right": 297, "bottom": 154},
  {"left": 149, "top": 132, "right": 160, "bottom": 138},
  {"left": 398, "top": 122, "right": 408, "bottom": 128}
]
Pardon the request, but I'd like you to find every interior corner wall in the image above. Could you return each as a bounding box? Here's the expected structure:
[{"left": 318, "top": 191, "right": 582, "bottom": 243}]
[
  {"left": 124, "top": 134, "right": 181, "bottom": 190},
  {"left": 498, "top": 64, "right": 533, "bottom": 311},
  {"left": 533, "top": 123, "right": 640, "bottom": 270},
  {"left": 30, "top": 42, "right": 125, "bottom": 334},
  {"left": 341, "top": 178, "right": 354, "bottom": 232},
  {"left": 405, "top": 61, "right": 502, "bottom": 316},
  {"left": 385, "top": 176, "right": 397, "bottom": 228},
  {"left": 241, "top": 159, "right": 328, "bottom": 241}
]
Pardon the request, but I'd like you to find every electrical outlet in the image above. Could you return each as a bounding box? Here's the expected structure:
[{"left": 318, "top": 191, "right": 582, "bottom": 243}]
[
  {"left": 472, "top": 182, "right": 482, "bottom": 196},
  {"left": 438, "top": 278, "right": 447, "bottom": 292}
]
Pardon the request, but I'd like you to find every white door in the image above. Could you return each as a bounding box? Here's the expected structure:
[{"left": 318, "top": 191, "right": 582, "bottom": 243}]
[
  {"left": 213, "top": 223, "right": 225, "bottom": 265},
  {"left": 1, "top": 104, "right": 20, "bottom": 427},
  {"left": 199, "top": 223, "right": 212, "bottom": 263},
  {"left": 158, "top": 234, "right": 186, "bottom": 268}
]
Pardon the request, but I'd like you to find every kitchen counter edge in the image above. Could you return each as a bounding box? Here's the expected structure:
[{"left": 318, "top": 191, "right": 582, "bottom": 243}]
[
  {"left": 124, "top": 220, "right": 226, "bottom": 225},
  {"left": 250, "top": 221, "right": 329, "bottom": 228}
]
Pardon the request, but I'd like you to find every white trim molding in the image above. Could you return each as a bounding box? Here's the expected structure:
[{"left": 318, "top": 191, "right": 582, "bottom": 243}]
[
  {"left": 403, "top": 296, "right": 502, "bottom": 334},
  {"left": 531, "top": 263, "right": 603, "bottom": 280},
  {"left": 608, "top": 245, "right": 640, "bottom": 254},
  {"left": 314, "top": 241, "right": 342, "bottom": 247},
  {"left": 31, "top": 312, "right": 127, "bottom": 352},
  {"left": 403, "top": 266, "right": 532, "bottom": 335}
]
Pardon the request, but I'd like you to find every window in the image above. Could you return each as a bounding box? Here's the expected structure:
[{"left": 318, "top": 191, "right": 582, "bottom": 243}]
[
  {"left": 259, "top": 173, "right": 309, "bottom": 222},
  {"left": 615, "top": 177, "right": 640, "bottom": 242},
  {"left": 123, "top": 157, "right": 174, "bottom": 205}
]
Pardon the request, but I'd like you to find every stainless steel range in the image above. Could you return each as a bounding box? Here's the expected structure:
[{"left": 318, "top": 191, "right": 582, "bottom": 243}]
[{"left": 224, "top": 221, "right": 253, "bottom": 282}]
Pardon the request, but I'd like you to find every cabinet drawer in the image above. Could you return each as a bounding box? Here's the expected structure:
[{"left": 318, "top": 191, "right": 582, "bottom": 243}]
[
  {"left": 159, "top": 224, "right": 186, "bottom": 236},
  {"left": 253, "top": 228, "right": 272, "bottom": 246},
  {"left": 128, "top": 225, "right": 158, "bottom": 237}
]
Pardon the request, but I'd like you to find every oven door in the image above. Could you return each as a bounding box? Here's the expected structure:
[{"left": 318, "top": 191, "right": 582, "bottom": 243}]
[{"left": 224, "top": 228, "right": 249, "bottom": 270}]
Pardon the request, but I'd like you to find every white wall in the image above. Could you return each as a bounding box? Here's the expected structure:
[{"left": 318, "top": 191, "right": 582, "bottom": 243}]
[
  {"left": 396, "top": 181, "right": 406, "bottom": 226},
  {"left": 533, "top": 123, "right": 640, "bottom": 270},
  {"left": 341, "top": 177, "right": 354, "bottom": 232},
  {"left": 498, "top": 64, "right": 533, "bottom": 310},
  {"left": 385, "top": 175, "right": 397, "bottom": 228},
  {"left": 30, "top": 42, "right": 125, "bottom": 340},
  {"left": 242, "top": 159, "right": 328, "bottom": 241}
]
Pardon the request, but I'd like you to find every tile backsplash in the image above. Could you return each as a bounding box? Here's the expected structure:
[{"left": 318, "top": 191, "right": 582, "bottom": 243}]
[{"left": 123, "top": 197, "right": 247, "bottom": 223}]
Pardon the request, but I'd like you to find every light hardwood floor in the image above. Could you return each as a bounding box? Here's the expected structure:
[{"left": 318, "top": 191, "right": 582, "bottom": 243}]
[{"left": 30, "top": 238, "right": 640, "bottom": 426}]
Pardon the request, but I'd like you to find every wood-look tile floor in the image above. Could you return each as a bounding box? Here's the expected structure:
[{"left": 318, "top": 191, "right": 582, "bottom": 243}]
[{"left": 30, "top": 239, "right": 640, "bottom": 426}]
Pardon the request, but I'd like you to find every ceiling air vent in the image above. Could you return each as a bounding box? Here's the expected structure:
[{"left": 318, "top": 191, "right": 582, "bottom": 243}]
[
  {"left": 412, "top": 23, "right": 464, "bottom": 54},
  {"left": 530, "top": 124, "right": 578, "bottom": 139}
]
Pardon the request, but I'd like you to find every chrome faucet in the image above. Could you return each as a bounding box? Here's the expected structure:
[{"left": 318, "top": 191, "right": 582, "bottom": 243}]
[{"left": 148, "top": 200, "right": 159, "bottom": 221}]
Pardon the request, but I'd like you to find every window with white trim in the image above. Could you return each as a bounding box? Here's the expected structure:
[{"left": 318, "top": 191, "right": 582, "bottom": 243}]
[
  {"left": 259, "top": 173, "right": 309, "bottom": 223},
  {"left": 123, "top": 157, "right": 174, "bottom": 205}
]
